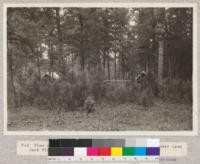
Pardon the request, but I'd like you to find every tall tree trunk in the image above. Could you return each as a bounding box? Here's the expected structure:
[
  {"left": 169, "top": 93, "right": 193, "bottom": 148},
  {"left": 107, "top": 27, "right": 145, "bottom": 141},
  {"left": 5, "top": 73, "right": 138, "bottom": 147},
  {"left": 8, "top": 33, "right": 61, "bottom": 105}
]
[
  {"left": 71, "top": 53, "right": 74, "bottom": 82},
  {"left": 107, "top": 59, "right": 110, "bottom": 80},
  {"left": 158, "top": 40, "right": 164, "bottom": 85},
  {"left": 48, "top": 40, "right": 53, "bottom": 79},
  {"left": 121, "top": 47, "right": 125, "bottom": 80},
  {"left": 122, "top": 60, "right": 125, "bottom": 80},
  {"left": 102, "top": 49, "right": 106, "bottom": 76},
  {"left": 114, "top": 52, "right": 117, "bottom": 80},
  {"left": 78, "top": 13, "right": 85, "bottom": 71},
  {"left": 80, "top": 49, "right": 85, "bottom": 71},
  {"left": 8, "top": 41, "right": 17, "bottom": 107},
  {"left": 168, "top": 55, "right": 172, "bottom": 83},
  {"left": 145, "top": 59, "right": 149, "bottom": 73},
  {"left": 154, "top": 8, "right": 165, "bottom": 86},
  {"left": 36, "top": 33, "right": 41, "bottom": 80},
  {"left": 36, "top": 51, "right": 41, "bottom": 79},
  {"left": 55, "top": 8, "right": 65, "bottom": 75}
]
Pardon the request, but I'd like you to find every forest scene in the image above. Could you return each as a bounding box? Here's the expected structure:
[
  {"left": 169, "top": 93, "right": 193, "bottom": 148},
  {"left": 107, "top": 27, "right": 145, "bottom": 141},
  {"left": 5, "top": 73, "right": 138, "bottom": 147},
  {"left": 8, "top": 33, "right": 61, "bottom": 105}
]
[{"left": 7, "top": 7, "right": 193, "bottom": 131}]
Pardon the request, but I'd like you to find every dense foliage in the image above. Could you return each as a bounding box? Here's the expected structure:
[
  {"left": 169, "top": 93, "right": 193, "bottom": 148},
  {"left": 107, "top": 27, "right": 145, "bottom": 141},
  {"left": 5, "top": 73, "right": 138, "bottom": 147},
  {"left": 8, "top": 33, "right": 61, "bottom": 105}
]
[{"left": 7, "top": 7, "right": 193, "bottom": 110}]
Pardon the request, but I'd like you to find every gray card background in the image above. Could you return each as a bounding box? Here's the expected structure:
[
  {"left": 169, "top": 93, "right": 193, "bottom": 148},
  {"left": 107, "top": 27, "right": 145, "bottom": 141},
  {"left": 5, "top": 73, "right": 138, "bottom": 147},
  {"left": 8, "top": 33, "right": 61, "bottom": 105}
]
[{"left": 0, "top": 0, "right": 199, "bottom": 164}]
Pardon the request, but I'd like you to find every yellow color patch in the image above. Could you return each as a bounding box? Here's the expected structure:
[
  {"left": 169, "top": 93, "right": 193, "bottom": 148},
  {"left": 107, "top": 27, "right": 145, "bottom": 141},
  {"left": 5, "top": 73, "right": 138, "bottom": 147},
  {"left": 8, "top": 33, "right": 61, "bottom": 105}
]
[{"left": 111, "top": 147, "right": 122, "bottom": 156}]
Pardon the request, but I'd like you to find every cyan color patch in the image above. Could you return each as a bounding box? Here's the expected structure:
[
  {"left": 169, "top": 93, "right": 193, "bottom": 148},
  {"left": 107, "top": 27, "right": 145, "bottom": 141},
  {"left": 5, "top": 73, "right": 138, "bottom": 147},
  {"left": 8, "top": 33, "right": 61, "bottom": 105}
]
[{"left": 135, "top": 147, "right": 146, "bottom": 156}]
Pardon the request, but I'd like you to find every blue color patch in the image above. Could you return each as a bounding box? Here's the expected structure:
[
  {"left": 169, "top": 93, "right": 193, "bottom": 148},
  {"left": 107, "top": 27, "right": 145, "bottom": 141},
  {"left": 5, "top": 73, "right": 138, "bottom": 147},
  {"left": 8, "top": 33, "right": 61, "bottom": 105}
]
[{"left": 135, "top": 147, "right": 146, "bottom": 156}]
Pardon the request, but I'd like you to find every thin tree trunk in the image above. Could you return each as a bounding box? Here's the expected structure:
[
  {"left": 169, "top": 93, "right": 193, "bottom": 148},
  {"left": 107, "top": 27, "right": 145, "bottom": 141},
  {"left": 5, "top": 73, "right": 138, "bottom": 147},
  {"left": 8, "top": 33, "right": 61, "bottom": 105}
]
[
  {"left": 107, "top": 59, "right": 110, "bottom": 80},
  {"left": 168, "top": 55, "right": 172, "bottom": 83},
  {"left": 145, "top": 59, "right": 149, "bottom": 73},
  {"left": 158, "top": 40, "right": 164, "bottom": 85},
  {"left": 36, "top": 53, "right": 41, "bottom": 78},
  {"left": 36, "top": 33, "right": 41, "bottom": 80},
  {"left": 121, "top": 51, "right": 125, "bottom": 80},
  {"left": 48, "top": 40, "right": 53, "bottom": 79},
  {"left": 71, "top": 53, "right": 74, "bottom": 82},
  {"left": 102, "top": 49, "right": 106, "bottom": 76},
  {"left": 8, "top": 41, "right": 17, "bottom": 107},
  {"left": 36, "top": 34, "right": 41, "bottom": 80},
  {"left": 78, "top": 13, "right": 85, "bottom": 71},
  {"left": 114, "top": 52, "right": 117, "bottom": 80},
  {"left": 81, "top": 49, "right": 85, "bottom": 71}
]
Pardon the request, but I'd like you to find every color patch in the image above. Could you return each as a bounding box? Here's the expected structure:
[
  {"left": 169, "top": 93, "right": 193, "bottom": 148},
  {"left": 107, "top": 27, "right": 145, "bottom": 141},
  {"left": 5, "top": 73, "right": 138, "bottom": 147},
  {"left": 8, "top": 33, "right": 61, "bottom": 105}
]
[
  {"left": 49, "top": 139, "right": 60, "bottom": 147},
  {"left": 111, "top": 147, "right": 122, "bottom": 156},
  {"left": 87, "top": 147, "right": 98, "bottom": 156},
  {"left": 48, "top": 147, "right": 74, "bottom": 156},
  {"left": 98, "top": 147, "right": 111, "bottom": 156},
  {"left": 146, "top": 147, "right": 160, "bottom": 156},
  {"left": 49, "top": 139, "right": 92, "bottom": 147},
  {"left": 61, "top": 139, "right": 92, "bottom": 147},
  {"left": 135, "top": 147, "right": 146, "bottom": 156},
  {"left": 92, "top": 139, "right": 125, "bottom": 147},
  {"left": 123, "top": 147, "right": 135, "bottom": 156},
  {"left": 125, "top": 138, "right": 136, "bottom": 147},
  {"left": 136, "top": 139, "right": 147, "bottom": 147},
  {"left": 147, "top": 139, "right": 160, "bottom": 147},
  {"left": 74, "top": 148, "right": 87, "bottom": 156}
]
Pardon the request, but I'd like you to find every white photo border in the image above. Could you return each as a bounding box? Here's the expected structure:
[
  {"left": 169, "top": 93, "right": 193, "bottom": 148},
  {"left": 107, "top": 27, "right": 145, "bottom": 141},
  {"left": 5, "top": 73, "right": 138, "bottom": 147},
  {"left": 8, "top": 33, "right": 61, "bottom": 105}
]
[{"left": 3, "top": 2, "right": 198, "bottom": 136}]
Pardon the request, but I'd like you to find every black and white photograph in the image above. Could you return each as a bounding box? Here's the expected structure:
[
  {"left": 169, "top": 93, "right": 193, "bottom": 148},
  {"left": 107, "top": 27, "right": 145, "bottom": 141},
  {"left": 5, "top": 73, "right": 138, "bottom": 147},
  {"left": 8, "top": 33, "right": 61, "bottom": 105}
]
[{"left": 5, "top": 4, "right": 196, "bottom": 133}]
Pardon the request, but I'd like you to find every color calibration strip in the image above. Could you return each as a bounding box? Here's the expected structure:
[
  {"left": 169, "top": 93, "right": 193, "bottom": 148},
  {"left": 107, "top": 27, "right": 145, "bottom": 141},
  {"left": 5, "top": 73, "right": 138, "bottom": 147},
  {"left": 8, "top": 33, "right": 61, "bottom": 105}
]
[
  {"left": 48, "top": 139, "right": 160, "bottom": 157},
  {"left": 49, "top": 147, "right": 160, "bottom": 156}
]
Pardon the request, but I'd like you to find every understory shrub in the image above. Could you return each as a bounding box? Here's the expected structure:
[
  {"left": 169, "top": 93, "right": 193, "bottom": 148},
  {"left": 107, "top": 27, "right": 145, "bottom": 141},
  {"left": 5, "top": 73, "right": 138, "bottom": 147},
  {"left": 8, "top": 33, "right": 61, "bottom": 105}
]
[
  {"left": 162, "top": 79, "right": 192, "bottom": 103},
  {"left": 9, "top": 65, "right": 192, "bottom": 111},
  {"left": 104, "top": 80, "right": 137, "bottom": 103}
]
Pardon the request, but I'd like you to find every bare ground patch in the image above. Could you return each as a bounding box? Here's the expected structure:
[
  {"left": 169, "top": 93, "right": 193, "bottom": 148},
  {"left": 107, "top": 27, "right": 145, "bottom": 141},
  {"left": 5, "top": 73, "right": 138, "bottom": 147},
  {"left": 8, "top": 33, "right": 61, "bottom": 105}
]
[{"left": 7, "top": 100, "right": 192, "bottom": 131}]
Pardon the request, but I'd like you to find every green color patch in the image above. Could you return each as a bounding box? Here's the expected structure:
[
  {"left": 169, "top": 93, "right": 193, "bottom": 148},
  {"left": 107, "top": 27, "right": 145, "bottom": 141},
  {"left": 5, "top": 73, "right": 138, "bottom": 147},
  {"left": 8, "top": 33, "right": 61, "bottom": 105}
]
[{"left": 123, "top": 147, "right": 135, "bottom": 156}]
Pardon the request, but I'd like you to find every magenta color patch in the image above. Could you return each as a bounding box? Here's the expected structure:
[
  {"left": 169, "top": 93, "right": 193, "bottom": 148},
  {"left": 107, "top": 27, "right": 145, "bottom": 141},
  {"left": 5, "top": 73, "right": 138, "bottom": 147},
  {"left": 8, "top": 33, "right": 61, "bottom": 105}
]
[{"left": 87, "top": 147, "right": 98, "bottom": 156}]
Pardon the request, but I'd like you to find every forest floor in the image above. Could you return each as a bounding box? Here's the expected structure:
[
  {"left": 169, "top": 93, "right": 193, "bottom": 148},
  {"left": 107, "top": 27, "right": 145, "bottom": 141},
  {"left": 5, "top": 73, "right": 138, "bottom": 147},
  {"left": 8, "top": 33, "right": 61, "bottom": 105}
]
[{"left": 7, "top": 99, "right": 192, "bottom": 131}]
